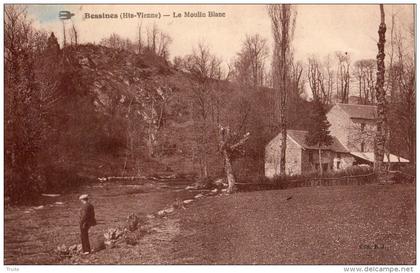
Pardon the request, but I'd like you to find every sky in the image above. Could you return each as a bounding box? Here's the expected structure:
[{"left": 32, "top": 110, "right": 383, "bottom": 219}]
[{"left": 26, "top": 4, "right": 414, "bottom": 65}]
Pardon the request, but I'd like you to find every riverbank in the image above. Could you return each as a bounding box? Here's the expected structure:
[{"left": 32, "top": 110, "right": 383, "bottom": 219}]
[{"left": 5, "top": 182, "right": 415, "bottom": 265}]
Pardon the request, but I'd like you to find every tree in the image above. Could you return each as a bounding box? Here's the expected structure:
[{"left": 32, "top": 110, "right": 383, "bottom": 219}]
[
  {"left": 218, "top": 126, "right": 250, "bottom": 193},
  {"left": 307, "top": 56, "right": 331, "bottom": 104},
  {"left": 305, "top": 98, "right": 333, "bottom": 175},
  {"left": 4, "top": 5, "right": 47, "bottom": 202},
  {"left": 181, "top": 43, "right": 225, "bottom": 178},
  {"left": 233, "top": 34, "right": 269, "bottom": 88},
  {"left": 69, "top": 19, "right": 78, "bottom": 45},
  {"left": 374, "top": 4, "right": 387, "bottom": 170},
  {"left": 353, "top": 59, "right": 376, "bottom": 105},
  {"left": 268, "top": 4, "right": 296, "bottom": 175},
  {"left": 386, "top": 23, "right": 415, "bottom": 163},
  {"left": 336, "top": 51, "right": 351, "bottom": 103}
]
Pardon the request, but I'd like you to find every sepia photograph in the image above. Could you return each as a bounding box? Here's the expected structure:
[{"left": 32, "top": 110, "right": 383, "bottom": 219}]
[{"left": 2, "top": 2, "right": 417, "bottom": 269}]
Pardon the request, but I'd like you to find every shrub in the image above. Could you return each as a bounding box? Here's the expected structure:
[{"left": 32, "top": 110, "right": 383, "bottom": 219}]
[{"left": 248, "top": 165, "right": 375, "bottom": 187}]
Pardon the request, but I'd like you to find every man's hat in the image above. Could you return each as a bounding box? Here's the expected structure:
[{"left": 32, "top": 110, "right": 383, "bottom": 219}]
[{"left": 79, "top": 194, "right": 89, "bottom": 200}]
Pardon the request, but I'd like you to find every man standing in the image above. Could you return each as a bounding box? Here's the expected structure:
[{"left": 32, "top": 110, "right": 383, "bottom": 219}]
[{"left": 79, "top": 194, "right": 96, "bottom": 254}]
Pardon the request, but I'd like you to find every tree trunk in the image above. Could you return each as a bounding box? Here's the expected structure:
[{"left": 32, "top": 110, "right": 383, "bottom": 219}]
[
  {"left": 223, "top": 149, "right": 236, "bottom": 193},
  {"left": 374, "top": 4, "right": 387, "bottom": 171},
  {"left": 318, "top": 148, "right": 323, "bottom": 175},
  {"left": 280, "top": 114, "right": 287, "bottom": 174}
]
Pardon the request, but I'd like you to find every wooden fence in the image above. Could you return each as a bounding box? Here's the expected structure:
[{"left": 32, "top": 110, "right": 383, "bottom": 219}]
[{"left": 236, "top": 172, "right": 378, "bottom": 192}]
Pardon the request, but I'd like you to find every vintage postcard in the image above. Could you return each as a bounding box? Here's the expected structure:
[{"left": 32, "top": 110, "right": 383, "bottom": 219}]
[{"left": 3, "top": 3, "right": 416, "bottom": 270}]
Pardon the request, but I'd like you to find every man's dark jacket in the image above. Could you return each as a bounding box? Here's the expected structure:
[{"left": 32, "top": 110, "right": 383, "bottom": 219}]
[{"left": 79, "top": 203, "right": 96, "bottom": 229}]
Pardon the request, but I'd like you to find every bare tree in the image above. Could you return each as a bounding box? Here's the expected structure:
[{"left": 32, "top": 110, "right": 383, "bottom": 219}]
[
  {"left": 387, "top": 24, "right": 415, "bottom": 163},
  {"left": 4, "top": 5, "right": 48, "bottom": 201},
  {"left": 307, "top": 56, "right": 330, "bottom": 104},
  {"left": 336, "top": 51, "right": 351, "bottom": 103},
  {"left": 181, "top": 43, "right": 224, "bottom": 178},
  {"left": 233, "top": 34, "right": 269, "bottom": 88},
  {"left": 268, "top": 4, "right": 297, "bottom": 175},
  {"left": 374, "top": 4, "right": 387, "bottom": 170},
  {"left": 69, "top": 20, "right": 78, "bottom": 45},
  {"left": 137, "top": 20, "right": 143, "bottom": 53},
  {"left": 218, "top": 126, "right": 250, "bottom": 193},
  {"left": 324, "top": 54, "right": 335, "bottom": 105},
  {"left": 353, "top": 59, "right": 376, "bottom": 104}
]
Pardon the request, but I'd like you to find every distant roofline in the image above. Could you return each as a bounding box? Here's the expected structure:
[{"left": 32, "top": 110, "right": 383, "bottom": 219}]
[
  {"left": 335, "top": 103, "right": 377, "bottom": 108},
  {"left": 334, "top": 103, "right": 377, "bottom": 120},
  {"left": 285, "top": 129, "right": 349, "bottom": 153}
]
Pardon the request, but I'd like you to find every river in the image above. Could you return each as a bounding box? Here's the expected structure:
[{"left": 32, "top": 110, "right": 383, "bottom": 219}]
[{"left": 4, "top": 179, "right": 196, "bottom": 264}]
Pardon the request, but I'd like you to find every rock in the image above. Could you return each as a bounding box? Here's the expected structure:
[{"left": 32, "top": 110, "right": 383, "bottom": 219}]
[
  {"left": 183, "top": 199, "right": 194, "bottom": 204},
  {"left": 24, "top": 210, "right": 32, "bottom": 214},
  {"left": 55, "top": 202, "right": 64, "bottom": 205},
  {"left": 126, "top": 213, "right": 139, "bottom": 232},
  {"left": 185, "top": 185, "right": 196, "bottom": 190},
  {"left": 194, "top": 193, "right": 204, "bottom": 199},
  {"left": 104, "top": 227, "right": 124, "bottom": 241},
  {"left": 211, "top": 188, "right": 218, "bottom": 193},
  {"left": 34, "top": 205, "right": 44, "bottom": 210},
  {"left": 164, "top": 207, "right": 175, "bottom": 214},
  {"left": 146, "top": 214, "right": 155, "bottom": 219},
  {"left": 213, "top": 178, "right": 226, "bottom": 186},
  {"left": 157, "top": 210, "right": 167, "bottom": 216},
  {"left": 124, "top": 234, "right": 138, "bottom": 246},
  {"left": 42, "top": 193, "right": 61, "bottom": 197},
  {"left": 172, "top": 199, "right": 185, "bottom": 209},
  {"left": 92, "top": 237, "right": 106, "bottom": 252}
]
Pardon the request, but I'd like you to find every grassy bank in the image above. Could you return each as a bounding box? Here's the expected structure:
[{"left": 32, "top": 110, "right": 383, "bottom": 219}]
[{"left": 5, "top": 182, "right": 415, "bottom": 265}]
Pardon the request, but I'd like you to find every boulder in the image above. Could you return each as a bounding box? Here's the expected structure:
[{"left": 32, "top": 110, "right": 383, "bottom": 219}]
[
  {"left": 183, "top": 199, "right": 194, "bottom": 204},
  {"left": 194, "top": 193, "right": 204, "bottom": 199},
  {"left": 126, "top": 213, "right": 140, "bottom": 232},
  {"left": 91, "top": 236, "right": 106, "bottom": 252}
]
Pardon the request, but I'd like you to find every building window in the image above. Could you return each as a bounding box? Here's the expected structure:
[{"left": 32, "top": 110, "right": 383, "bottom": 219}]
[
  {"left": 336, "top": 161, "right": 341, "bottom": 169},
  {"left": 361, "top": 141, "right": 365, "bottom": 152},
  {"left": 361, "top": 123, "right": 366, "bottom": 132}
]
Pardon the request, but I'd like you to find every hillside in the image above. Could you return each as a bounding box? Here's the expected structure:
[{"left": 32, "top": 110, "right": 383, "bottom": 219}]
[{"left": 6, "top": 41, "right": 314, "bottom": 200}]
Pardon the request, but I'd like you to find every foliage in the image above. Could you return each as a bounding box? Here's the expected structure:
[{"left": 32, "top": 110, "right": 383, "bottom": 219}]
[
  {"left": 249, "top": 165, "right": 375, "bottom": 185},
  {"left": 305, "top": 98, "right": 333, "bottom": 147}
]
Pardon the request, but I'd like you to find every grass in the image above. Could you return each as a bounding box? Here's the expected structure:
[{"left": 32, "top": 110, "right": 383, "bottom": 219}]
[
  {"left": 171, "top": 183, "right": 415, "bottom": 264},
  {"left": 4, "top": 181, "right": 415, "bottom": 265}
]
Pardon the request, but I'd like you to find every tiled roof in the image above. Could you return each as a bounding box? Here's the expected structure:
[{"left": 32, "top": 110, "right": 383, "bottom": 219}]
[
  {"left": 287, "top": 130, "right": 348, "bottom": 153},
  {"left": 336, "top": 103, "right": 377, "bottom": 120}
]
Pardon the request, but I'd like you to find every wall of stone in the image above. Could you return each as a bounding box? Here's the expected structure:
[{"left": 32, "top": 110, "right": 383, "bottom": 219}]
[
  {"left": 326, "top": 105, "right": 351, "bottom": 150},
  {"left": 265, "top": 134, "right": 302, "bottom": 177},
  {"left": 347, "top": 118, "right": 376, "bottom": 152}
]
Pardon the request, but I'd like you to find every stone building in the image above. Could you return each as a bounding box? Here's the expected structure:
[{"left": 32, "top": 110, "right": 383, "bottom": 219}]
[
  {"left": 326, "top": 103, "right": 408, "bottom": 165},
  {"left": 265, "top": 103, "right": 409, "bottom": 177},
  {"left": 265, "top": 130, "right": 353, "bottom": 177},
  {"left": 326, "top": 103, "right": 377, "bottom": 153}
]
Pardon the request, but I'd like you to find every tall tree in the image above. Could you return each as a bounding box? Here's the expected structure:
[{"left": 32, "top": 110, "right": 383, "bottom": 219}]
[
  {"left": 218, "top": 126, "right": 250, "bottom": 193},
  {"left": 374, "top": 4, "right": 387, "bottom": 170},
  {"left": 305, "top": 98, "right": 333, "bottom": 175},
  {"left": 268, "top": 4, "right": 296, "bottom": 175},
  {"left": 233, "top": 34, "right": 269, "bottom": 88},
  {"left": 336, "top": 51, "right": 351, "bottom": 103},
  {"left": 353, "top": 59, "right": 376, "bottom": 104},
  {"left": 181, "top": 43, "right": 224, "bottom": 178},
  {"left": 4, "top": 5, "right": 47, "bottom": 202}
]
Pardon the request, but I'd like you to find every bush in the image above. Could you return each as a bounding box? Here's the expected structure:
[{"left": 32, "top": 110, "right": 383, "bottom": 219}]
[{"left": 247, "top": 166, "right": 375, "bottom": 186}]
